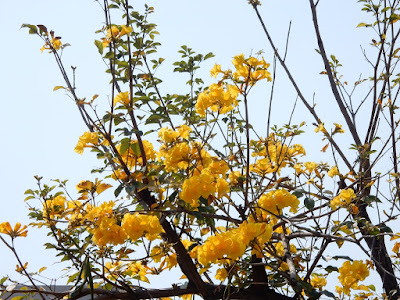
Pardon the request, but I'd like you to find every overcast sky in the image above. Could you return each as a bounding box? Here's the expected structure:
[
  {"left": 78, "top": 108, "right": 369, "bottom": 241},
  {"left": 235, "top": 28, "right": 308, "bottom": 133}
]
[{"left": 0, "top": 0, "right": 373, "bottom": 289}]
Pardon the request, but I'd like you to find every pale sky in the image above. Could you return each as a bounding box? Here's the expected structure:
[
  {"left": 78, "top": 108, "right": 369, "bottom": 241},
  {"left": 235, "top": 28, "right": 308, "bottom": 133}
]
[{"left": 0, "top": 0, "right": 374, "bottom": 291}]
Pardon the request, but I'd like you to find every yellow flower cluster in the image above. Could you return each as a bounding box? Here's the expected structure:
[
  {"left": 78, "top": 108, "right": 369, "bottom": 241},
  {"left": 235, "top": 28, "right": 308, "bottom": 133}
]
[
  {"left": 85, "top": 201, "right": 127, "bottom": 247},
  {"left": 158, "top": 128, "right": 230, "bottom": 207},
  {"left": 41, "top": 193, "right": 94, "bottom": 225},
  {"left": 215, "top": 268, "right": 228, "bottom": 281},
  {"left": 43, "top": 195, "right": 66, "bottom": 219},
  {"left": 75, "top": 132, "right": 99, "bottom": 154},
  {"left": 150, "top": 240, "right": 196, "bottom": 273},
  {"left": 82, "top": 201, "right": 163, "bottom": 247},
  {"left": 228, "top": 171, "right": 242, "bottom": 186},
  {"left": 0, "top": 222, "right": 28, "bottom": 238},
  {"left": 64, "top": 200, "right": 87, "bottom": 224},
  {"left": 76, "top": 179, "right": 112, "bottom": 199},
  {"left": 103, "top": 260, "right": 150, "bottom": 283},
  {"left": 304, "top": 161, "right": 318, "bottom": 173},
  {"left": 159, "top": 141, "right": 211, "bottom": 172},
  {"left": 310, "top": 274, "right": 327, "bottom": 290},
  {"left": 196, "top": 221, "right": 272, "bottom": 265},
  {"left": 328, "top": 166, "right": 340, "bottom": 177},
  {"left": 195, "top": 83, "right": 239, "bottom": 117},
  {"left": 126, "top": 261, "right": 149, "bottom": 283},
  {"left": 122, "top": 213, "right": 163, "bottom": 241},
  {"left": 116, "top": 140, "right": 156, "bottom": 170},
  {"left": 40, "top": 31, "right": 62, "bottom": 53},
  {"left": 272, "top": 241, "right": 297, "bottom": 257},
  {"left": 337, "top": 260, "right": 369, "bottom": 295},
  {"left": 231, "top": 54, "right": 272, "bottom": 83},
  {"left": 258, "top": 189, "right": 300, "bottom": 216},
  {"left": 330, "top": 188, "right": 356, "bottom": 210},
  {"left": 250, "top": 134, "right": 305, "bottom": 175},
  {"left": 158, "top": 125, "right": 191, "bottom": 143},
  {"left": 179, "top": 159, "right": 230, "bottom": 207},
  {"left": 102, "top": 25, "right": 133, "bottom": 48}
]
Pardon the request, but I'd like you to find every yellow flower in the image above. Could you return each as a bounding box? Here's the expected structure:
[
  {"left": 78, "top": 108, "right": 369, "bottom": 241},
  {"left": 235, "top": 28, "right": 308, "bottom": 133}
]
[
  {"left": 40, "top": 31, "right": 62, "bottom": 53},
  {"left": 310, "top": 274, "right": 327, "bottom": 290},
  {"left": 91, "top": 218, "right": 127, "bottom": 247},
  {"left": 304, "top": 161, "right": 318, "bottom": 173},
  {"left": 83, "top": 201, "right": 128, "bottom": 247},
  {"left": 0, "top": 222, "right": 28, "bottom": 238},
  {"left": 15, "top": 262, "right": 28, "bottom": 273},
  {"left": 177, "top": 125, "right": 192, "bottom": 140},
  {"left": 195, "top": 83, "right": 239, "bottom": 117},
  {"left": 206, "top": 159, "right": 229, "bottom": 175},
  {"left": 122, "top": 213, "right": 163, "bottom": 242},
  {"left": 393, "top": 242, "right": 400, "bottom": 253},
  {"left": 158, "top": 125, "right": 191, "bottom": 143},
  {"left": 338, "top": 260, "right": 369, "bottom": 295},
  {"left": 215, "top": 268, "right": 228, "bottom": 281},
  {"left": 52, "top": 39, "right": 62, "bottom": 50},
  {"left": 293, "top": 163, "right": 303, "bottom": 175},
  {"left": 106, "top": 25, "right": 120, "bottom": 39},
  {"left": 196, "top": 221, "right": 272, "bottom": 265},
  {"left": 328, "top": 166, "right": 340, "bottom": 177},
  {"left": 228, "top": 171, "right": 241, "bottom": 185},
  {"left": 314, "top": 123, "right": 327, "bottom": 134},
  {"left": 127, "top": 261, "right": 149, "bottom": 283},
  {"left": 232, "top": 54, "right": 272, "bottom": 83},
  {"left": 210, "top": 64, "right": 222, "bottom": 78},
  {"left": 114, "top": 91, "right": 130, "bottom": 106},
  {"left": 119, "top": 25, "right": 133, "bottom": 37},
  {"left": 180, "top": 172, "right": 216, "bottom": 207},
  {"left": 258, "top": 189, "right": 299, "bottom": 215},
  {"left": 165, "top": 253, "right": 178, "bottom": 269},
  {"left": 216, "top": 178, "right": 230, "bottom": 198},
  {"left": 333, "top": 123, "right": 345, "bottom": 134},
  {"left": 74, "top": 132, "right": 99, "bottom": 154},
  {"left": 330, "top": 188, "right": 356, "bottom": 210},
  {"left": 76, "top": 179, "right": 112, "bottom": 196},
  {"left": 160, "top": 141, "right": 211, "bottom": 172},
  {"left": 43, "top": 195, "right": 66, "bottom": 219},
  {"left": 116, "top": 139, "right": 156, "bottom": 169},
  {"left": 250, "top": 135, "right": 305, "bottom": 175},
  {"left": 76, "top": 180, "right": 94, "bottom": 192}
]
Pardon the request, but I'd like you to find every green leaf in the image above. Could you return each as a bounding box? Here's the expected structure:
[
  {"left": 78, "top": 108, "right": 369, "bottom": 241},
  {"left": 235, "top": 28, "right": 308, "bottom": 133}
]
[
  {"left": 67, "top": 271, "right": 79, "bottom": 284},
  {"left": 114, "top": 184, "right": 124, "bottom": 197},
  {"left": 304, "top": 197, "right": 315, "bottom": 210},
  {"left": 321, "top": 291, "right": 336, "bottom": 299},
  {"left": 145, "top": 114, "right": 167, "bottom": 124},
  {"left": 130, "top": 142, "right": 141, "bottom": 156},
  {"left": 24, "top": 195, "right": 35, "bottom": 202},
  {"left": 0, "top": 276, "right": 8, "bottom": 285},
  {"left": 119, "top": 138, "right": 130, "bottom": 155},
  {"left": 368, "top": 285, "right": 376, "bottom": 291},
  {"left": 168, "top": 191, "right": 178, "bottom": 202},
  {"left": 325, "top": 265, "right": 338, "bottom": 273},
  {"left": 94, "top": 40, "right": 103, "bottom": 55},
  {"left": 331, "top": 255, "right": 353, "bottom": 261},
  {"left": 379, "top": 224, "right": 393, "bottom": 233},
  {"left": 292, "top": 191, "right": 304, "bottom": 198},
  {"left": 104, "top": 51, "right": 114, "bottom": 59},
  {"left": 21, "top": 24, "right": 38, "bottom": 34},
  {"left": 204, "top": 52, "right": 215, "bottom": 60}
]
